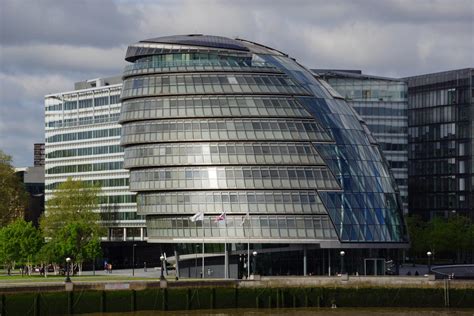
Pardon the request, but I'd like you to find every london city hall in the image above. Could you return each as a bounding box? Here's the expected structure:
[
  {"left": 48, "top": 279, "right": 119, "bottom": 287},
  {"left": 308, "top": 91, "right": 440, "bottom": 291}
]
[{"left": 120, "top": 35, "right": 408, "bottom": 278}]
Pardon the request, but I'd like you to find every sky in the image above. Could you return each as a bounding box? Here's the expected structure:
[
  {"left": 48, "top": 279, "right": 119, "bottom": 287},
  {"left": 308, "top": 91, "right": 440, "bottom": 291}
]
[{"left": 0, "top": 0, "right": 473, "bottom": 167}]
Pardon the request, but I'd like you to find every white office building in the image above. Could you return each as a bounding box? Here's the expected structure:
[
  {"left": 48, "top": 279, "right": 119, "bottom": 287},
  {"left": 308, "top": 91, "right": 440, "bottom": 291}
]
[{"left": 44, "top": 76, "right": 146, "bottom": 242}]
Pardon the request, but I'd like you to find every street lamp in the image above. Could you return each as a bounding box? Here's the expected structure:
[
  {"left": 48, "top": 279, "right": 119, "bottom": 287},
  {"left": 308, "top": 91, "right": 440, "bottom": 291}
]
[
  {"left": 132, "top": 244, "right": 137, "bottom": 276},
  {"left": 160, "top": 255, "right": 166, "bottom": 281},
  {"left": 65, "top": 257, "right": 72, "bottom": 283},
  {"left": 252, "top": 251, "right": 258, "bottom": 276},
  {"left": 340, "top": 251, "right": 346, "bottom": 275},
  {"left": 427, "top": 251, "right": 432, "bottom": 274}
]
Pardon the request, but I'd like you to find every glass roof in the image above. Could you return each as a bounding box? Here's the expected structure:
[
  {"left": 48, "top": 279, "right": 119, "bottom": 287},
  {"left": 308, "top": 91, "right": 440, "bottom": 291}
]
[{"left": 141, "top": 35, "right": 250, "bottom": 52}]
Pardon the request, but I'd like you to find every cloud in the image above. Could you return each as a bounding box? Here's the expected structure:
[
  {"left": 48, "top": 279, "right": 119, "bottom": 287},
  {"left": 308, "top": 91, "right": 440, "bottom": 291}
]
[
  {"left": 0, "top": 0, "right": 139, "bottom": 47},
  {"left": 0, "top": 0, "right": 472, "bottom": 166}
]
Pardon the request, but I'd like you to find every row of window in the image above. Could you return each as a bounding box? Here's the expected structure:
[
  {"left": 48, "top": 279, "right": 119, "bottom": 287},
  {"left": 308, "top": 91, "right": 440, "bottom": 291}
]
[
  {"left": 147, "top": 215, "right": 338, "bottom": 240},
  {"left": 408, "top": 88, "right": 469, "bottom": 109},
  {"left": 121, "top": 119, "right": 331, "bottom": 145},
  {"left": 120, "top": 96, "right": 310, "bottom": 120},
  {"left": 47, "top": 145, "right": 123, "bottom": 159},
  {"left": 46, "top": 113, "right": 120, "bottom": 128},
  {"left": 98, "top": 194, "right": 136, "bottom": 204},
  {"left": 408, "top": 141, "right": 467, "bottom": 159},
  {"left": 408, "top": 123, "right": 461, "bottom": 142},
  {"left": 123, "top": 142, "right": 324, "bottom": 168},
  {"left": 409, "top": 159, "right": 468, "bottom": 176},
  {"left": 46, "top": 177, "right": 129, "bottom": 191},
  {"left": 129, "top": 166, "right": 339, "bottom": 191},
  {"left": 378, "top": 142, "right": 407, "bottom": 152},
  {"left": 408, "top": 105, "right": 466, "bottom": 126},
  {"left": 46, "top": 161, "right": 123, "bottom": 174},
  {"left": 138, "top": 190, "right": 328, "bottom": 215},
  {"left": 101, "top": 211, "right": 143, "bottom": 221},
  {"left": 365, "top": 124, "right": 407, "bottom": 135},
  {"left": 124, "top": 58, "right": 276, "bottom": 76},
  {"left": 46, "top": 94, "right": 120, "bottom": 112},
  {"left": 327, "top": 79, "right": 407, "bottom": 102},
  {"left": 121, "top": 74, "right": 309, "bottom": 98},
  {"left": 409, "top": 176, "right": 468, "bottom": 193},
  {"left": 354, "top": 105, "right": 407, "bottom": 118},
  {"left": 46, "top": 128, "right": 121, "bottom": 143}
]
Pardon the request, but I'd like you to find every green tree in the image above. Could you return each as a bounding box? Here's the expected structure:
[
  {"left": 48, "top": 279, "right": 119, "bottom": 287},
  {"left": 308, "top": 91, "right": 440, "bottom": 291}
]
[
  {"left": 40, "top": 178, "right": 104, "bottom": 273},
  {"left": 405, "top": 215, "right": 428, "bottom": 265},
  {"left": 0, "top": 219, "right": 43, "bottom": 274},
  {"left": 0, "top": 150, "right": 28, "bottom": 227}
]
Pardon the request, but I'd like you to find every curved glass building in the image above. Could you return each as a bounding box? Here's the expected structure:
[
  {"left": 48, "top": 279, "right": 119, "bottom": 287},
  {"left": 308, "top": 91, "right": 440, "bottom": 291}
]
[{"left": 120, "top": 35, "right": 408, "bottom": 277}]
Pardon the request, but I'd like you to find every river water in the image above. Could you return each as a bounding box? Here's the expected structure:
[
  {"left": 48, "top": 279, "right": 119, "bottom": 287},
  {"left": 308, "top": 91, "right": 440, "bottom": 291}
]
[{"left": 84, "top": 308, "right": 474, "bottom": 315}]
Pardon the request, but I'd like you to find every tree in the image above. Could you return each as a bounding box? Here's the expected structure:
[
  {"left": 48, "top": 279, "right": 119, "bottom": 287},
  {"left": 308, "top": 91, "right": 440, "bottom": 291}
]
[
  {"left": 0, "top": 150, "right": 28, "bottom": 227},
  {"left": 40, "top": 178, "right": 104, "bottom": 273},
  {"left": 405, "top": 215, "right": 428, "bottom": 265},
  {"left": 0, "top": 219, "right": 43, "bottom": 274}
]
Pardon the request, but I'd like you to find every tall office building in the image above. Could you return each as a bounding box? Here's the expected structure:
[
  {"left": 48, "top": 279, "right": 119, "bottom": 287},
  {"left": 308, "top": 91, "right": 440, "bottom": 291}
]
[
  {"left": 44, "top": 77, "right": 146, "bottom": 244},
  {"left": 120, "top": 35, "right": 408, "bottom": 277},
  {"left": 405, "top": 68, "right": 473, "bottom": 219},
  {"left": 313, "top": 70, "right": 408, "bottom": 213},
  {"left": 34, "top": 143, "right": 45, "bottom": 166}
]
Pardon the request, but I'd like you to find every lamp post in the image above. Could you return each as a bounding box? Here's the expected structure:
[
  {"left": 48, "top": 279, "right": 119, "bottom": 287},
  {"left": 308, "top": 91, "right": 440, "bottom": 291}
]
[
  {"left": 195, "top": 244, "right": 199, "bottom": 278},
  {"left": 427, "top": 251, "right": 432, "bottom": 274},
  {"left": 160, "top": 255, "right": 166, "bottom": 281},
  {"left": 65, "top": 257, "right": 71, "bottom": 283},
  {"left": 132, "top": 244, "right": 137, "bottom": 276},
  {"left": 252, "top": 251, "right": 258, "bottom": 276},
  {"left": 340, "top": 251, "right": 345, "bottom": 275}
]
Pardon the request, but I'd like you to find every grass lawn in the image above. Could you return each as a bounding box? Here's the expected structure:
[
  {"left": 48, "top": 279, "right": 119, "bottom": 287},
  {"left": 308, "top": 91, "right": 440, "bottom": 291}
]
[{"left": 0, "top": 274, "right": 159, "bottom": 283}]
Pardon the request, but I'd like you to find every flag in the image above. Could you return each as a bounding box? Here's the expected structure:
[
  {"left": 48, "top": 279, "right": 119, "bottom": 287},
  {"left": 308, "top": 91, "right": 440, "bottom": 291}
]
[
  {"left": 214, "top": 211, "right": 226, "bottom": 223},
  {"left": 190, "top": 211, "right": 204, "bottom": 222},
  {"left": 240, "top": 212, "right": 250, "bottom": 226}
]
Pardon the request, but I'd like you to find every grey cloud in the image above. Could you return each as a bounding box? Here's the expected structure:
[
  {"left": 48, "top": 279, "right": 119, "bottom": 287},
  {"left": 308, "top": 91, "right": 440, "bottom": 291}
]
[
  {"left": 0, "top": 0, "right": 472, "bottom": 167},
  {"left": 0, "top": 0, "right": 139, "bottom": 47}
]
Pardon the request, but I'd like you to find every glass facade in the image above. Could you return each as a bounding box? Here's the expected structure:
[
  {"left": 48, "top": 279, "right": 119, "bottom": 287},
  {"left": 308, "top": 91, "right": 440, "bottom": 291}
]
[
  {"left": 314, "top": 70, "right": 408, "bottom": 213},
  {"left": 45, "top": 77, "right": 145, "bottom": 241},
  {"left": 405, "top": 68, "right": 473, "bottom": 219},
  {"left": 120, "top": 35, "right": 408, "bottom": 246}
]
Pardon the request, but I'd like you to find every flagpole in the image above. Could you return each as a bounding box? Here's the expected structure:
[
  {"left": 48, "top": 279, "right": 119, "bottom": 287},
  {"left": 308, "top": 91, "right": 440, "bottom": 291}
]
[
  {"left": 224, "top": 211, "right": 228, "bottom": 279},
  {"left": 247, "top": 216, "right": 250, "bottom": 278},
  {"left": 202, "top": 215, "right": 205, "bottom": 279}
]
